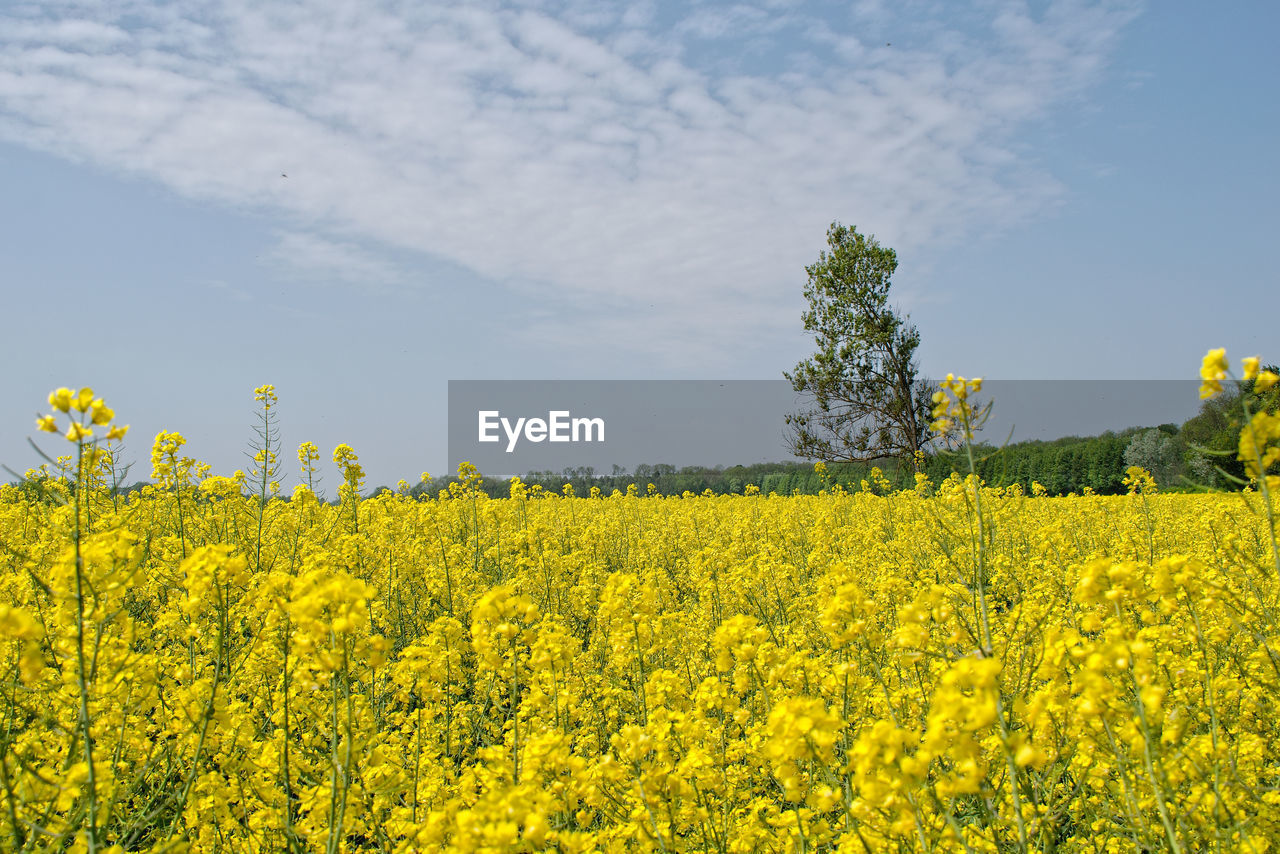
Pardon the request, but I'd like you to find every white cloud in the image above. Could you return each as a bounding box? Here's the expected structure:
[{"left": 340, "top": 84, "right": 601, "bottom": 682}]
[
  {"left": 265, "top": 232, "right": 408, "bottom": 289},
  {"left": 0, "top": 0, "right": 1139, "bottom": 364}
]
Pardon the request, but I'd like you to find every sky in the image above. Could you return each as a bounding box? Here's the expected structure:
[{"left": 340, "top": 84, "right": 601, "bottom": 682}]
[{"left": 1, "top": 0, "right": 1276, "bottom": 490}]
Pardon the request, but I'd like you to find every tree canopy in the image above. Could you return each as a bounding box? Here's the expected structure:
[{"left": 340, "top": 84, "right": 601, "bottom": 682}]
[{"left": 784, "top": 223, "right": 932, "bottom": 466}]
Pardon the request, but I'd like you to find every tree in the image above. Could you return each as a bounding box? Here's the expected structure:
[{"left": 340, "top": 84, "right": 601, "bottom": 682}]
[
  {"left": 785, "top": 223, "right": 933, "bottom": 467},
  {"left": 1123, "top": 428, "right": 1183, "bottom": 489},
  {"left": 1180, "top": 365, "right": 1279, "bottom": 487}
]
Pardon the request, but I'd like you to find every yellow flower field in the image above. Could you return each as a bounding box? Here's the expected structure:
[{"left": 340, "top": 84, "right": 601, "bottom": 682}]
[{"left": 1, "top": 363, "right": 1278, "bottom": 853}]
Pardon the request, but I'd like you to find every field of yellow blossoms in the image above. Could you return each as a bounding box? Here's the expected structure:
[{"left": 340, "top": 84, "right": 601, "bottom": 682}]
[{"left": 1, "top": 352, "right": 1277, "bottom": 853}]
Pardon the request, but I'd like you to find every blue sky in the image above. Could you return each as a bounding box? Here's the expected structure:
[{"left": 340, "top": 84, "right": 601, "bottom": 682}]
[{"left": 1, "top": 0, "right": 1275, "bottom": 489}]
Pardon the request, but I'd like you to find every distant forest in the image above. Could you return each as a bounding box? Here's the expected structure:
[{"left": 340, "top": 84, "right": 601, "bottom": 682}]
[
  {"left": 412, "top": 378, "right": 1275, "bottom": 499},
  {"left": 86, "top": 380, "right": 1272, "bottom": 502}
]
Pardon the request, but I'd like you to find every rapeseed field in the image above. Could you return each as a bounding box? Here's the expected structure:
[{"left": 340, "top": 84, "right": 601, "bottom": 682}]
[{"left": 1, "top": 353, "right": 1277, "bottom": 852}]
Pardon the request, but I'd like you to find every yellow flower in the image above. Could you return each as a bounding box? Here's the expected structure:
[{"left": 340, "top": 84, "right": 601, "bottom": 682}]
[
  {"left": 107, "top": 424, "right": 130, "bottom": 441},
  {"left": 48, "top": 387, "right": 73, "bottom": 412},
  {"left": 1201, "top": 347, "right": 1228, "bottom": 376},
  {"left": 66, "top": 422, "right": 92, "bottom": 442},
  {"left": 72, "top": 386, "right": 95, "bottom": 412},
  {"left": 767, "top": 697, "right": 844, "bottom": 761},
  {"left": 0, "top": 604, "right": 40, "bottom": 640},
  {"left": 10, "top": 369, "right": 1280, "bottom": 850},
  {"left": 1199, "top": 347, "right": 1228, "bottom": 398},
  {"left": 90, "top": 398, "right": 115, "bottom": 425},
  {"left": 333, "top": 443, "right": 366, "bottom": 490},
  {"left": 1242, "top": 356, "right": 1261, "bottom": 381}
]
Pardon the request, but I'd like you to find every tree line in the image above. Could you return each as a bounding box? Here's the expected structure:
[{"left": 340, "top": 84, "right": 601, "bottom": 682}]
[
  {"left": 403, "top": 373, "right": 1275, "bottom": 499},
  {"left": 45, "top": 376, "right": 1270, "bottom": 503}
]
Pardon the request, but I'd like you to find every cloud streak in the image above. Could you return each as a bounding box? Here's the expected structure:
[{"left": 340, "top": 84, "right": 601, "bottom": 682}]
[
  {"left": 0, "top": 0, "right": 1139, "bottom": 362},
  {"left": 266, "top": 232, "right": 408, "bottom": 289}
]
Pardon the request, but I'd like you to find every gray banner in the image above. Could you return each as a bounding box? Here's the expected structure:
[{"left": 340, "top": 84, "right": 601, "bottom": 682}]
[
  {"left": 447, "top": 380, "right": 1206, "bottom": 477},
  {"left": 448, "top": 381, "right": 800, "bottom": 476}
]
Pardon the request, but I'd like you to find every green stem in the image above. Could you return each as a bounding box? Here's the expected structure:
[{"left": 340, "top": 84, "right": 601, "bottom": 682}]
[{"left": 72, "top": 439, "right": 99, "bottom": 852}]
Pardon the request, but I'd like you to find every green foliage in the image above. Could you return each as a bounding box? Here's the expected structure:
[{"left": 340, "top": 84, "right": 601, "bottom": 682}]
[
  {"left": 1180, "top": 370, "right": 1278, "bottom": 486},
  {"left": 925, "top": 433, "right": 1135, "bottom": 495},
  {"left": 1124, "top": 428, "right": 1183, "bottom": 489},
  {"left": 416, "top": 461, "right": 878, "bottom": 499},
  {"left": 784, "top": 223, "right": 932, "bottom": 466}
]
